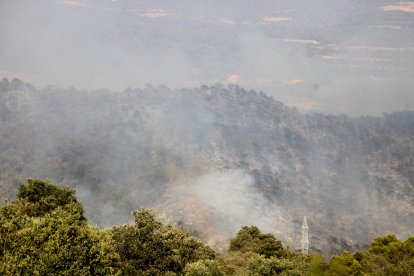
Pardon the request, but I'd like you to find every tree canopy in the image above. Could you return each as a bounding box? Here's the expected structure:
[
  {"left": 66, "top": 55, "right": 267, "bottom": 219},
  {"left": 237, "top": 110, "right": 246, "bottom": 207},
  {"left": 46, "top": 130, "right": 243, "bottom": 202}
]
[
  {"left": 1, "top": 178, "right": 413, "bottom": 275},
  {"left": 111, "top": 208, "right": 216, "bottom": 275},
  {"left": 0, "top": 179, "right": 119, "bottom": 275},
  {"left": 229, "top": 226, "right": 285, "bottom": 258}
]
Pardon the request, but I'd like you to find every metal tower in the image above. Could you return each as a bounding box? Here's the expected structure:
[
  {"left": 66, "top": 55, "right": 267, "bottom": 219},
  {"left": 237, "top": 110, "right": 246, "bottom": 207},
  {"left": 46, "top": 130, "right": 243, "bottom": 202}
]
[{"left": 301, "top": 216, "right": 309, "bottom": 254}]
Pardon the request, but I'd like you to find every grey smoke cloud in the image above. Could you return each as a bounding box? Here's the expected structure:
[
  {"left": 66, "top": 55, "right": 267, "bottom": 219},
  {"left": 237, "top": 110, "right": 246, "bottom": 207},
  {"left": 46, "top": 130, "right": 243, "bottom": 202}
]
[
  {"left": 189, "top": 169, "right": 288, "bottom": 236},
  {"left": 157, "top": 169, "right": 293, "bottom": 248},
  {"left": 0, "top": 0, "right": 413, "bottom": 113}
]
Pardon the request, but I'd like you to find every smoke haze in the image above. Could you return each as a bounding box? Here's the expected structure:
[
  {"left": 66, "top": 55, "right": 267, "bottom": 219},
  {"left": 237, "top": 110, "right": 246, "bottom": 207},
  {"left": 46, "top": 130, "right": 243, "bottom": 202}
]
[
  {"left": 1, "top": 0, "right": 414, "bottom": 115},
  {"left": 1, "top": 0, "right": 414, "bottom": 256}
]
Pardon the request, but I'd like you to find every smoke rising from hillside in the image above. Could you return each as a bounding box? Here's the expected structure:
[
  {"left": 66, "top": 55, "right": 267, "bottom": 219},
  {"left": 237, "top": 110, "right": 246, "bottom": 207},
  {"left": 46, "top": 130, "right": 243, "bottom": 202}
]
[
  {"left": 1, "top": 79, "right": 413, "bottom": 254},
  {"left": 1, "top": 0, "right": 414, "bottom": 255},
  {"left": 159, "top": 169, "right": 293, "bottom": 244}
]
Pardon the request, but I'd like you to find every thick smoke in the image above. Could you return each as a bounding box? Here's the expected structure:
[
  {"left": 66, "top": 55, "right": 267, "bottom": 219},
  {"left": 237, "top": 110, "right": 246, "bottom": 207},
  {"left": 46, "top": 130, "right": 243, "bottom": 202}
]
[{"left": 158, "top": 169, "right": 293, "bottom": 249}]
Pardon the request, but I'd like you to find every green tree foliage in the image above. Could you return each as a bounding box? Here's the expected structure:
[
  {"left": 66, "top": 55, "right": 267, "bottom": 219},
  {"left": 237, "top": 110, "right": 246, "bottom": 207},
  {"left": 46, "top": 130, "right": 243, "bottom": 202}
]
[
  {"left": 17, "top": 178, "right": 85, "bottom": 217},
  {"left": 229, "top": 226, "right": 285, "bottom": 258},
  {"left": 248, "top": 255, "right": 306, "bottom": 276},
  {"left": 361, "top": 234, "right": 414, "bottom": 275},
  {"left": 226, "top": 226, "right": 309, "bottom": 275},
  {"left": 18, "top": 178, "right": 77, "bottom": 204},
  {"left": 308, "top": 254, "right": 326, "bottom": 276},
  {"left": 325, "top": 234, "right": 414, "bottom": 276},
  {"left": 111, "top": 208, "right": 216, "bottom": 275},
  {"left": 2, "top": 178, "right": 414, "bottom": 276},
  {"left": 0, "top": 179, "right": 120, "bottom": 275},
  {"left": 223, "top": 251, "right": 259, "bottom": 275},
  {"left": 325, "top": 251, "right": 362, "bottom": 275},
  {"left": 184, "top": 259, "right": 227, "bottom": 276}
]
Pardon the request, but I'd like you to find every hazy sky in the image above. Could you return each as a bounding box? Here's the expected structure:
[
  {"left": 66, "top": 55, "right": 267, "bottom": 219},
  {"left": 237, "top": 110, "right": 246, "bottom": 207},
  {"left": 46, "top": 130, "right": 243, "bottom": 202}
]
[{"left": 1, "top": 0, "right": 414, "bottom": 115}]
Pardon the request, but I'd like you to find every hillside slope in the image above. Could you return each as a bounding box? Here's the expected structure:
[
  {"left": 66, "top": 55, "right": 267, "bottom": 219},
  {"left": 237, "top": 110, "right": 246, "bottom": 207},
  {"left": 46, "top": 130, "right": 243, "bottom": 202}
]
[{"left": 0, "top": 78, "right": 413, "bottom": 255}]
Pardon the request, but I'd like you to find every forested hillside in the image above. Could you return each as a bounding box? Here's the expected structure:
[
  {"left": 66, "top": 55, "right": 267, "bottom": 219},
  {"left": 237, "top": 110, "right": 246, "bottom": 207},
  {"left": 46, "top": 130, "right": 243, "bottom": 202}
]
[
  {"left": 1, "top": 179, "right": 413, "bottom": 275},
  {"left": 0, "top": 78, "right": 413, "bottom": 255}
]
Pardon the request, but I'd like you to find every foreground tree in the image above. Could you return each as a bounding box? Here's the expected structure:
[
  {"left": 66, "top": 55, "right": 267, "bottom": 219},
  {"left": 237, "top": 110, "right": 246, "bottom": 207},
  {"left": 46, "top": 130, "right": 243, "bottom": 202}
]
[
  {"left": 229, "top": 226, "right": 286, "bottom": 258},
  {"left": 361, "top": 234, "right": 414, "bottom": 275},
  {"left": 183, "top": 259, "right": 228, "bottom": 276},
  {"left": 226, "top": 226, "right": 309, "bottom": 275},
  {"left": 325, "top": 234, "right": 414, "bottom": 276},
  {"left": 324, "top": 251, "right": 362, "bottom": 275},
  {"left": 111, "top": 208, "right": 216, "bottom": 275},
  {"left": 4, "top": 178, "right": 86, "bottom": 219},
  {"left": 308, "top": 254, "right": 326, "bottom": 276},
  {"left": 2, "top": 179, "right": 413, "bottom": 275},
  {"left": 0, "top": 179, "right": 120, "bottom": 275}
]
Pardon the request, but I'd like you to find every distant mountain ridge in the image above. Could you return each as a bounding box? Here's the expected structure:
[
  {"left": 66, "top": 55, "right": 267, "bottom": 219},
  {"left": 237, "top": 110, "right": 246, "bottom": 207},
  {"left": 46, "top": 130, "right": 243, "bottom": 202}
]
[{"left": 1, "top": 78, "right": 413, "bottom": 255}]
